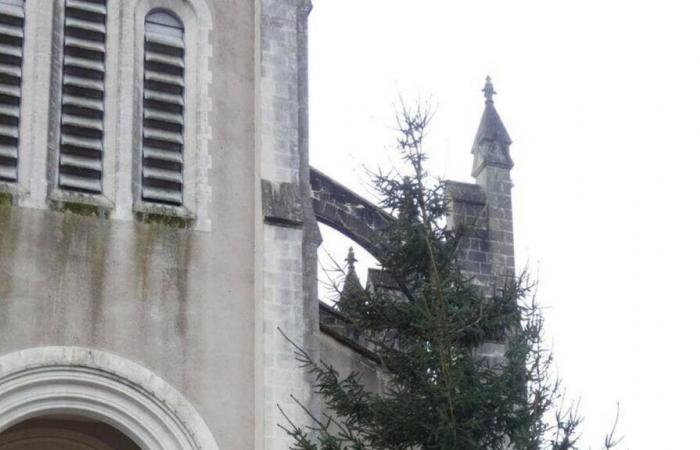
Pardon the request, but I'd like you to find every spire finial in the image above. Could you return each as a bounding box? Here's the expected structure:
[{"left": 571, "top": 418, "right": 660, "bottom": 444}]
[
  {"left": 345, "top": 247, "right": 357, "bottom": 271},
  {"left": 482, "top": 76, "right": 496, "bottom": 104}
]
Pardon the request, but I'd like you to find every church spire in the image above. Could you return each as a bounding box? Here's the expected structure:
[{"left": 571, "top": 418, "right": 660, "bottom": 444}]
[{"left": 471, "top": 76, "right": 513, "bottom": 177}]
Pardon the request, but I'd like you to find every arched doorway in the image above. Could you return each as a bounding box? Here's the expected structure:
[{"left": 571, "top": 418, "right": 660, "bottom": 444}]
[
  {"left": 0, "top": 416, "right": 140, "bottom": 449},
  {"left": 0, "top": 347, "right": 221, "bottom": 450}
]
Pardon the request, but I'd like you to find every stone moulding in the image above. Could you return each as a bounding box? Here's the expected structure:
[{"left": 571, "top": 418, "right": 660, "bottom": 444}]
[{"left": 0, "top": 346, "right": 221, "bottom": 450}]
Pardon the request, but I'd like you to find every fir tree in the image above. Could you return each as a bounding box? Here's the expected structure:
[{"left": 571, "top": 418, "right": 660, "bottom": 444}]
[{"left": 280, "top": 100, "right": 623, "bottom": 450}]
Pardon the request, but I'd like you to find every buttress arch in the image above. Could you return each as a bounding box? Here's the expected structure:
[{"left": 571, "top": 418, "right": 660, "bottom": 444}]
[{"left": 310, "top": 167, "right": 393, "bottom": 258}]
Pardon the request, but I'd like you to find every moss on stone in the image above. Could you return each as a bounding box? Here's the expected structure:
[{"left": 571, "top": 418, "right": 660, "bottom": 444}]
[
  {"left": 135, "top": 211, "right": 192, "bottom": 229},
  {"left": 56, "top": 201, "right": 106, "bottom": 218},
  {"left": 0, "top": 193, "right": 12, "bottom": 207}
]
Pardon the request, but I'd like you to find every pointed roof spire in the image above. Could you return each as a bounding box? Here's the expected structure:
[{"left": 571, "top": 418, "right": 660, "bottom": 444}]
[
  {"left": 474, "top": 76, "right": 510, "bottom": 145},
  {"left": 471, "top": 76, "right": 513, "bottom": 176},
  {"left": 339, "top": 247, "right": 364, "bottom": 311}
]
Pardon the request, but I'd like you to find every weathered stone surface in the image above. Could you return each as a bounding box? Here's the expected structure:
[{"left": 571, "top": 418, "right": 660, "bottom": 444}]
[
  {"left": 0, "top": 4, "right": 519, "bottom": 450},
  {"left": 310, "top": 167, "right": 393, "bottom": 257},
  {"left": 445, "top": 180, "right": 487, "bottom": 205},
  {"left": 262, "top": 179, "right": 304, "bottom": 227},
  {"left": 258, "top": 1, "right": 319, "bottom": 449},
  {"left": 0, "top": 1, "right": 255, "bottom": 449},
  {"left": 449, "top": 84, "right": 517, "bottom": 289},
  {"left": 446, "top": 180, "right": 488, "bottom": 230}
]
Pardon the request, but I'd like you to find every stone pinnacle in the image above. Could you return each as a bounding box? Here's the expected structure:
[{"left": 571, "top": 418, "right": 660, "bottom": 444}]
[{"left": 483, "top": 75, "right": 496, "bottom": 104}]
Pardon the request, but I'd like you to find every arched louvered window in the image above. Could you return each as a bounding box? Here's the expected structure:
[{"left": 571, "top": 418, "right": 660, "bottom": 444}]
[
  {"left": 0, "top": 0, "right": 24, "bottom": 183},
  {"left": 141, "top": 11, "right": 185, "bottom": 206},
  {"left": 58, "top": 0, "right": 108, "bottom": 194}
]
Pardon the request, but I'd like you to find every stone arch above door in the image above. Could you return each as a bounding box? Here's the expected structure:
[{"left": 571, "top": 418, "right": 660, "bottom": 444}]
[{"left": 0, "top": 347, "right": 221, "bottom": 450}]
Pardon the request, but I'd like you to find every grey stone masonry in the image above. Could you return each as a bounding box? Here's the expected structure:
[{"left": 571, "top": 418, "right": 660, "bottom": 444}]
[
  {"left": 446, "top": 78, "right": 516, "bottom": 291},
  {"left": 473, "top": 165, "right": 516, "bottom": 286},
  {"left": 445, "top": 181, "right": 492, "bottom": 287},
  {"left": 258, "top": 0, "right": 317, "bottom": 449},
  {"left": 310, "top": 167, "right": 392, "bottom": 258}
]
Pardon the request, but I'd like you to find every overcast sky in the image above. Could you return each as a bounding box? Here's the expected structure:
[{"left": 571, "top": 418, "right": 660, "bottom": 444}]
[{"left": 308, "top": 1, "right": 700, "bottom": 448}]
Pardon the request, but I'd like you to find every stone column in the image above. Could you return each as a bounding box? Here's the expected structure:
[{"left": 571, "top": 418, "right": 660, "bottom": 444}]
[{"left": 256, "top": 0, "right": 318, "bottom": 449}]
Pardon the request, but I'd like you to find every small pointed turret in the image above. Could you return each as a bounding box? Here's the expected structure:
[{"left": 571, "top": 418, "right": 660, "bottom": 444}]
[
  {"left": 469, "top": 76, "right": 516, "bottom": 282},
  {"left": 345, "top": 247, "right": 357, "bottom": 271},
  {"left": 339, "top": 247, "right": 364, "bottom": 310},
  {"left": 472, "top": 76, "right": 513, "bottom": 177}
]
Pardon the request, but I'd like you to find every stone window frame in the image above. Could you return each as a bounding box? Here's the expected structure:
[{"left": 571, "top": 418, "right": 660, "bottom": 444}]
[
  {"left": 7, "top": 0, "right": 210, "bottom": 229},
  {"left": 122, "top": 0, "right": 212, "bottom": 230},
  {"left": 0, "top": 0, "right": 57, "bottom": 210},
  {"left": 139, "top": 10, "right": 186, "bottom": 207},
  {"left": 44, "top": 0, "right": 121, "bottom": 215},
  {"left": 0, "top": 0, "right": 37, "bottom": 204},
  {"left": 0, "top": 0, "right": 27, "bottom": 191}
]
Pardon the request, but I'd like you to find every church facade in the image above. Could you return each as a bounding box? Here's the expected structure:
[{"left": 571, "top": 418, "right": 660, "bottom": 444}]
[{"left": 0, "top": 0, "right": 516, "bottom": 449}]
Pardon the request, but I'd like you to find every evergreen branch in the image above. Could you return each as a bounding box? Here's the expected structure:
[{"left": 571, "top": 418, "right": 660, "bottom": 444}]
[{"left": 282, "top": 96, "right": 623, "bottom": 450}]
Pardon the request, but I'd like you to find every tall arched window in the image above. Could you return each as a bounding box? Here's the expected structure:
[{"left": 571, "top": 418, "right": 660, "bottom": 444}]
[
  {"left": 0, "top": 0, "right": 25, "bottom": 183},
  {"left": 141, "top": 10, "right": 185, "bottom": 206},
  {"left": 57, "top": 0, "right": 108, "bottom": 194}
]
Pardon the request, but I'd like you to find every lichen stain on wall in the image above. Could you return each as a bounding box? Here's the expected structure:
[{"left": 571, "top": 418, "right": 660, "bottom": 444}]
[
  {"left": 87, "top": 218, "right": 109, "bottom": 343},
  {"left": 0, "top": 202, "right": 18, "bottom": 332},
  {"left": 133, "top": 220, "right": 193, "bottom": 386},
  {"left": 173, "top": 231, "right": 193, "bottom": 337},
  {"left": 52, "top": 209, "right": 110, "bottom": 344}
]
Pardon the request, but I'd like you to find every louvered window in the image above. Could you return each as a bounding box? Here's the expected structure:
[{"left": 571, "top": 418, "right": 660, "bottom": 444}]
[
  {"left": 58, "top": 0, "right": 107, "bottom": 194},
  {"left": 0, "top": 0, "right": 24, "bottom": 183},
  {"left": 141, "top": 11, "right": 185, "bottom": 206}
]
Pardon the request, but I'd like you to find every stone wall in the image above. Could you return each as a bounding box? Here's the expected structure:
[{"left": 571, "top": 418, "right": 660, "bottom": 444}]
[
  {"left": 0, "top": 3, "right": 519, "bottom": 449},
  {"left": 0, "top": 1, "right": 258, "bottom": 448},
  {"left": 257, "top": 0, "right": 318, "bottom": 449}
]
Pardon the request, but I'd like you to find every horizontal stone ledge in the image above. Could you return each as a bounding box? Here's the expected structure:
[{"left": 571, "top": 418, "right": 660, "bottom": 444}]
[
  {"left": 262, "top": 179, "right": 304, "bottom": 228},
  {"left": 445, "top": 180, "right": 486, "bottom": 205}
]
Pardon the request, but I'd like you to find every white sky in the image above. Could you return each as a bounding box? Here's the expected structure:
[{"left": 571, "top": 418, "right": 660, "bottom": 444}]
[{"left": 309, "top": 1, "right": 700, "bottom": 448}]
